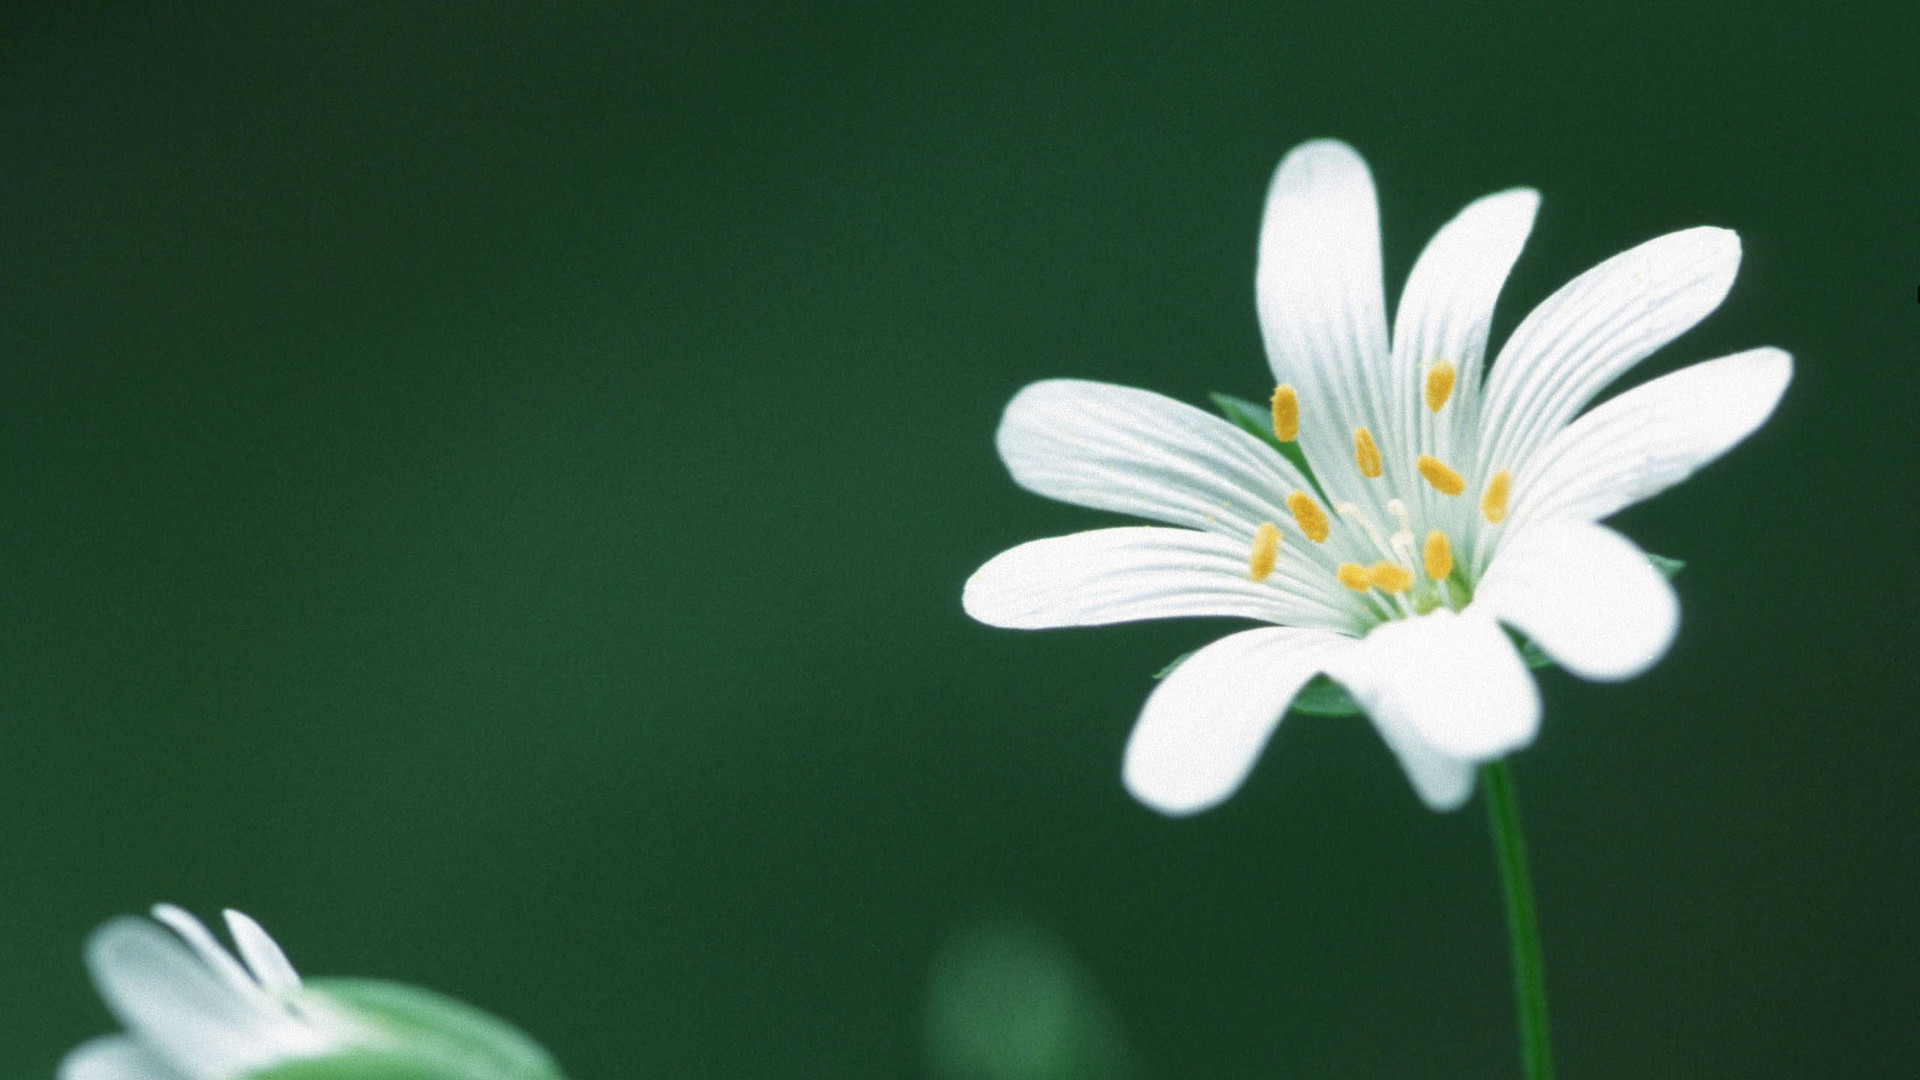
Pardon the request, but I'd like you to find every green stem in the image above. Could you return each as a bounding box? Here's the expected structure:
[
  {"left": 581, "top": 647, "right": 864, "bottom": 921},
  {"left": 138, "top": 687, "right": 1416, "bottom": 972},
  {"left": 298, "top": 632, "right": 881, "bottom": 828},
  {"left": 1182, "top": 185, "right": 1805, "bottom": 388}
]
[{"left": 1482, "top": 759, "right": 1554, "bottom": 1080}]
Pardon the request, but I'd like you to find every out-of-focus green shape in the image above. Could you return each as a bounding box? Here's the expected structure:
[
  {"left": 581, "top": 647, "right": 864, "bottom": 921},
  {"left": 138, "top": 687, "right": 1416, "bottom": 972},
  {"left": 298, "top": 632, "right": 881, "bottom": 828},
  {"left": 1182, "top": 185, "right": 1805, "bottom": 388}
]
[
  {"left": 926, "top": 921, "right": 1135, "bottom": 1080},
  {"left": 247, "top": 980, "right": 566, "bottom": 1080}
]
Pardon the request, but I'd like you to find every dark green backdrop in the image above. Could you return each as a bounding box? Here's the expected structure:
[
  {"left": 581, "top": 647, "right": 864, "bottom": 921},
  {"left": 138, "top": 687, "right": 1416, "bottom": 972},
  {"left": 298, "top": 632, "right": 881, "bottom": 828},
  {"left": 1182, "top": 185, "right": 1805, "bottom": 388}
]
[{"left": 3, "top": 3, "right": 1915, "bottom": 1077}]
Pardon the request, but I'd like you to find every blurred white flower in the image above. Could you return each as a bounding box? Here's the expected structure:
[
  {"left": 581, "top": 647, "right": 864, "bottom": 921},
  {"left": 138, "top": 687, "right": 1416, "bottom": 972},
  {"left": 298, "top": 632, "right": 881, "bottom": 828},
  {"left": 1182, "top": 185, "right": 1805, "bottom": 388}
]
[
  {"left": 63, "top": 904, "right": 565, "bottom": 1080},
  {"left": 965, "top": 139, "right": 1790, "bottom": 815}
]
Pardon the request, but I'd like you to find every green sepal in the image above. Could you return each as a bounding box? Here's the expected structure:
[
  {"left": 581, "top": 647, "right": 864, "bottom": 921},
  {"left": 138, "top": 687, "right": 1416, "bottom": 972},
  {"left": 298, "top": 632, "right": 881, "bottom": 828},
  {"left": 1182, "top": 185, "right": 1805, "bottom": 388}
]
[
  {"left": 1151, "top": 650, "right": 1197, "bottom": 680},
  {"left": 1648, "top": 553, "right": 1685, "bottom": 579},
  {"left": 1152, "top": 554, "right": 1684, "bottom": 714},
  {"left": 1207, "top": 392, "right": 1320, "bottom": 491},
  {"left": 247, "top": 979, "right": 567, "bottom": 1080},
  {"left": 1287, "top": 675, "right": 1363, "bottom": 717}
]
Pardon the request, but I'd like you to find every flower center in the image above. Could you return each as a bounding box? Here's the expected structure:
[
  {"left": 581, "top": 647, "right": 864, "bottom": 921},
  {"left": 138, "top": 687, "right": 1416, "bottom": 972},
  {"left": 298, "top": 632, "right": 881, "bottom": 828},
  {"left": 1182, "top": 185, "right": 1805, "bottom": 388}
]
[{"left": 1250, "top": 373, "right": 1511, "bottom": 621}]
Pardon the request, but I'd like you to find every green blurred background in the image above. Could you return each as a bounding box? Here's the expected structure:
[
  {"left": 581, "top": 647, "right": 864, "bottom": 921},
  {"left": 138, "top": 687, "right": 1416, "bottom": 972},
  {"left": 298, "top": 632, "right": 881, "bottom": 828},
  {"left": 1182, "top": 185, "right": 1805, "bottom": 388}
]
[{"left": 3, "top": 2, "right": 1916, "bottom": 1076}]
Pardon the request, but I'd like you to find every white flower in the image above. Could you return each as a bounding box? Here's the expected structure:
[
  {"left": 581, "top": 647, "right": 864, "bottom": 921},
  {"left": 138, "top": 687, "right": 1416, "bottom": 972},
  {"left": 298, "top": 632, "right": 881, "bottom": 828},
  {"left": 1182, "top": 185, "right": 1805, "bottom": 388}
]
[
  {"left": 61, "top": 904, "right": 565, "bottom": 1080},
  {"left": 964, "top": 139, "right": 1790, "bottom": 816},
  {"left": 61, "top": 905, "right": 375, "bottom": 1080}
]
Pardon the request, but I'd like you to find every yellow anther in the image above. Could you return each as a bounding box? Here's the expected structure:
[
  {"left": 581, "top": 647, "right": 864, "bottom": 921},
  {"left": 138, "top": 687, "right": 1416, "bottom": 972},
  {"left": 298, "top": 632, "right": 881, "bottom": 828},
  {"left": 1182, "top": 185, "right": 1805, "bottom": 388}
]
[
  {"left": 1369, "top": 562, "right": 1413, "bottom": 594},
  {"left": 1352, "top": 426, "right": 1382, "bottom": 479},
  {"left": 1286, "top": 490, "right": 1330, "bottom": 543},
  {"left": 1415, "top": 455, "right": 1466, "bottom": 496},
  {"left": 1336, "top": 562, "right": 1372, "bottom": 591},
  {"left": 1270, "top": 384, "right": 1299, "bottom": 443},
  {"left": 1481, "top": 469, "right": 1512, "bottom": 523},
  {"left": 1247, "top": 522, "right": 1281, "bottom": 581},
  {"left": 1423, "top": 530, "right": 1453, "bottom": 581},
  {"left": 1424, "top": 361, "right": 1456, "bottom": 412}
]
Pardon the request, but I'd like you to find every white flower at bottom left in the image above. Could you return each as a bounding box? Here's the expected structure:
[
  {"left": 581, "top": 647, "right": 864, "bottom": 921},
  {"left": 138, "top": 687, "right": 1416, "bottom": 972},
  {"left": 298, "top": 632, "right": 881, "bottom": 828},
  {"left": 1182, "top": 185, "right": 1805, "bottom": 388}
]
[
  {"left": 61, "top": 905, "right": 381, "bottom": 1080},
  {"left": 62, "top": 904, "right": 566, "bottom": 1080}
]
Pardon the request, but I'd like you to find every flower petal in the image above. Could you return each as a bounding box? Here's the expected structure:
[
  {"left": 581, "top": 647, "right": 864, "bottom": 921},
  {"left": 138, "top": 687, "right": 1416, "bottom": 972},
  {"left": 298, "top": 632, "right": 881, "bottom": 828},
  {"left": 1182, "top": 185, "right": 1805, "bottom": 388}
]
[
  {"left": 1504, "top": 347, "right": 1792, "bottom": 531},
  {"left": 86, "top": 917, "right": 334, "bottom": 1079},
  {"left": 1475, "top": 520, "right": 1679, "bottom": 682},
  {"left": 150, "top": 904, "right": 258, "bottom": 998},
  {"left": 225, "top": 909, "right": 304, "bottom": 994},
  {"left": 1478, "top": 226, "right": 1742, "bottom": 476},
  {"left": 1123, "top": 626, "right": 1356, "bottom": 815},
  {"left": 964, "top": 527, "right": 1357, "bottom": 631},
  {"left": 1254, "top": 139, "right": 1392, "bottom": 508},
  {"left": 1368, "top": 706, "right": 1479, "bottom": 812},
  {"left": 1388, "top": 189, "right": 1541, "bottom": 531},
  {"left": 995, "top": 379, "right": 1318, "bottom": 540},
  {"left": 1325, "top": 607, "right": 1540, "bottom": 761},
  {"left": 59, "top": 1038, "right": 183, "bottom": 1080}
]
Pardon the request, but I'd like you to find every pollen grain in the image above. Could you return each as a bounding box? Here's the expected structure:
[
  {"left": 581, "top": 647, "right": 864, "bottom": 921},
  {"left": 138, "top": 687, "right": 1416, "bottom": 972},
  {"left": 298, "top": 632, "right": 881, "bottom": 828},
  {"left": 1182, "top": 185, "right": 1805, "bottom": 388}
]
[
  {"left": 1423, "top": 530, "right": 1453, "bottom": 581},
  {"left": 1369, "top": 562, "right": 1413, "bottom": 594},
  {"left": 1481, "top": 469, "right": 1512, "bottom": 523},
  {"left": 1248, "top": 522, "right": 1281, "bottom": 581},
  {"left": 1286, "top": 490, "right": 1331, "bottom": 543},
  {"left": 1270, "top": 384, "right": 1299, "bottom": 443},
  {"left": 1415, "top": 455, "right": 1466, "bottom": 496},
  {"left": 1424, "top": 361, "right": 1456, "bottom": 412},
  {"left": 1353, "top": 426, "right": 1382, "bottom": 478}
]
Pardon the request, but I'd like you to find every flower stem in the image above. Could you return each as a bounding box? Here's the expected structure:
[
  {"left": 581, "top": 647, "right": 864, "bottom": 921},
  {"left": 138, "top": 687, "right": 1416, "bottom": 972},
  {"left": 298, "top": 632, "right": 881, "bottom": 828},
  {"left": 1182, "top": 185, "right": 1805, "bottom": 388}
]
[{"left": 1482, "top": 759, "right": 1553, "bottom": 1080}]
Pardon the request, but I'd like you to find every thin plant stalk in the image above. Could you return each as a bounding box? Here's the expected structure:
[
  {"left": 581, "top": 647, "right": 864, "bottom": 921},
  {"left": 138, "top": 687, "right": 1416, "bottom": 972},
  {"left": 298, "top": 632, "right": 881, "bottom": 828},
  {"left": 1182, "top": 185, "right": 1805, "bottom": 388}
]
[{"left": 1482, "top": 759, "right": 1553, "bottom": 1080}]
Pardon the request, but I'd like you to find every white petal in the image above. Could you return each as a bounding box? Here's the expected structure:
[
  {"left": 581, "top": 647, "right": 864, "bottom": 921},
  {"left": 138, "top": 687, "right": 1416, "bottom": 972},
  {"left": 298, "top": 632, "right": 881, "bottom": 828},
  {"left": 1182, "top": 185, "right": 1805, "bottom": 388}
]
[
  {"left": 87, "top": 917, "right": 333, "bottom": 1079},
  {"left": 1325, "top": 608, "right": 1540, "bottom": 761},
  {"left": 1478, "top": 227, "right": 1742, "bottom": 476},
  {"left": 60, "top": 1038, "right": 185, "bottom": 1080},
  {"left": 1505, "top": 347, "right": 1792, "bottom": 531},
  {"left": 964, "top": 527, "right": 1357, "bottom": 631},
  {"left": 225, "top": 910, "right": 303, "bottom": 994},
  {"left": 1254, "top": 139, "right": 1393, "bottom": 509},
  {"left": 150, "top": 905, "right": 257, "bottom": 997},
  {"left": 1123, "top": 626, "right": 1356, "bottom": 815},
  {"left": 994, "top": 379, "right": 1318, "bottom": 541},
  {"left": 1367, "top": 705, "right": 1479, "bottom": 812},
  {"left": 1476, "top": 521, "right": 1679, "bottom": 682},
  {"left": 1387, "top": 189, "right": 1540, "bottom": 528}
]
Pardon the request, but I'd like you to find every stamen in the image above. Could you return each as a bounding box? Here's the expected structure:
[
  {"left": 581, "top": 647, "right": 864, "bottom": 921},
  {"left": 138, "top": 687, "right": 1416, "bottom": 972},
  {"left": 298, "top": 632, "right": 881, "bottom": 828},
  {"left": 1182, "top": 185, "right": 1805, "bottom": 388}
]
[
  {"left": 1336, "top": 563, "right": 1372, "bottom": 592},
  {"left": 1390, "top": 530, "right": 1417, "bottom": 565},
  {"left": 1423, "top": 530, "right": 1453, "bottom": 581},
  {"left": 1415, "top": 455, "right": 1466, "bottom": 496},
  {"left": 1385, "top": 499, "right": 1413, "bottom": 535},
  {"left": 1424, "top": 361, "right": 1456, "bottom": 412},
  {"left": 1286, "top": 491, "right": 1330, "bottom": 543},
  {"left": 1336, "top": 503, "right": 1391, "bottom": 560},
  {"left": 1481, "top": 470, "right": 1512, "bottom": 523},
  {"left": 1352, "top": 426, "right": 1382, "bottom": 478},
  {"left": 1270, "top": 384, "right": 1299, "bottom": 443},
  {"left": 1247, "top": 522, "right": 1280, "bottom": 581},
  {"left": 1369, "top": 562, "right": 1413, "bottom": 594}
]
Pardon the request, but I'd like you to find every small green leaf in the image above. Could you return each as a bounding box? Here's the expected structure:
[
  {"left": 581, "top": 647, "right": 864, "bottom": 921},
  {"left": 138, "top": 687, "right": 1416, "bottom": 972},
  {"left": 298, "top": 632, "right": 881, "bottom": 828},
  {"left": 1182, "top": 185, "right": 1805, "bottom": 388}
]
[
  {"left": 247, "top": 979, "right": 568, "bottom": 1080},
  {"left": 1648, "top": 553, "right": 1685, "bottom": 579},
  {"left": 1288, "top": 675, "right": 1362, "bottom": 717},
  {"left": 1515, "top": 636, "right": 1554, "bottom": 669},
  {"left": 1208, "top": 392, "right": 1320, "bottom": 490},
  {"left": 1151, "top": 650, "right": 1198, "bottom": 680}
]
